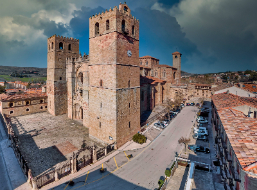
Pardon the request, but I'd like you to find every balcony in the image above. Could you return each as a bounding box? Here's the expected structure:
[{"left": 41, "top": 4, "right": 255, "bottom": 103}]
[
  {"left": 225, "top": 166, "right": 232, "bottom": 179},
  {"left": 230, "top": 165, "right": 241, "bottom": 182},
  {"left": 225, "top": 150, "right": 232, "bottom": 162}
]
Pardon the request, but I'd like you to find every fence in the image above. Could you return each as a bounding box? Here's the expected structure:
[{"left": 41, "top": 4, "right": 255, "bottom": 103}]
[
  {"left": 0, "top": 113, "right": 30, "bottom": 179},
  {"left": 77, "top": 155, "right": 92, "bottom": 171},
  {"left": 36, "top": 170, "right": 55, "bottom": 189}
]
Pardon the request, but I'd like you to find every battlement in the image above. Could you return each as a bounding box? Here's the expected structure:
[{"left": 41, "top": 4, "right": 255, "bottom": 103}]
[
  {"left": 48, "top": 34, "right": 79, "bottom": 42},
  {"left": 89, "top": 3, "right": 139, "bottom": 22}
]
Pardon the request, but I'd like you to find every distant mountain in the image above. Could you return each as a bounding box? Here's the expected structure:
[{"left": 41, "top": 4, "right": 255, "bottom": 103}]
[
  {"left": 0, "top": 65, "right": 46, "bottom": 76},
  {"left": 181, "top": 70, "right": 192, "bottom": 76}
]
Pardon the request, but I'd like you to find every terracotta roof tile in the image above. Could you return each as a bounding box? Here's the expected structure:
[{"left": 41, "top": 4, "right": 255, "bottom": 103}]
[
  {"left": 213, "top": 93, "right": 257, "bottom": 171},
  {"left": 242, "top": 84, "right": 257, "bottom": 93},
  {"left": 139, "top": 55, "right": 159, "bottom": 60}
]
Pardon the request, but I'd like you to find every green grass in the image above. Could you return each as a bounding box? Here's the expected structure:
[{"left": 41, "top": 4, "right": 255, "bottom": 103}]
[{"left": 0, "top": 75, "right": 47, "bottom": 83}]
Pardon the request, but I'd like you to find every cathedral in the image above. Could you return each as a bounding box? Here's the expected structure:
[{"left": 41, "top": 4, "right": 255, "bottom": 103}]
[{"left": 47, "top": 3, "right": 181, "bottom": 148}]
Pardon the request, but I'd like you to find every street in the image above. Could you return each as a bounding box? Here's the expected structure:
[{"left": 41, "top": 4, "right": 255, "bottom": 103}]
[{"left": 52, "top": 106, "right": 199, "bottom": 190}]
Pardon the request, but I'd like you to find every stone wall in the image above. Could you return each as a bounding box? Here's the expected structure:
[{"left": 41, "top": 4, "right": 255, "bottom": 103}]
[
  {"left": 47, "top": 35, "right": 79, "bottom": 116},
  {"left": 1, "top": 98, "right": 47, "bottom": 117}
]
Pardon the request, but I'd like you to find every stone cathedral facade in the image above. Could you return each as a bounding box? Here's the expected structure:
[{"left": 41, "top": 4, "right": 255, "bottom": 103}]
[{"left": 47, "top": 3, "right": 181, "bottom": 148}]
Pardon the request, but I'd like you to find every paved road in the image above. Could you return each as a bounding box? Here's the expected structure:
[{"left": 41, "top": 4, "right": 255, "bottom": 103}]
[
  {"left": 55, "top": 106, "right": 198, "bottom": 190},
  {"left": 0, "top": 126, "right": 12, "bottom": 190}
]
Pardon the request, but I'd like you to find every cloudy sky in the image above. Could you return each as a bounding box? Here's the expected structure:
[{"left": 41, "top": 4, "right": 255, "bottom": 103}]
[{"left": 1, "top": 0, "right": 257, "bottom": 74}]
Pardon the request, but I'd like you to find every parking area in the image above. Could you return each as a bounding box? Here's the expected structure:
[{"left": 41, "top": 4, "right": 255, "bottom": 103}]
[{"left": 177, "top": 100, "right": 224, "bottom": 190}]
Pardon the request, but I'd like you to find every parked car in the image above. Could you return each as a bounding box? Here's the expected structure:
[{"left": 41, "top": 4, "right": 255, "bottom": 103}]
[
  {"left": 194, "top": 129, "right": 208, "bottom": 136},
  {"left": 181, "top": 103, "right": 185, "bottom": 107},
  {"left": 195, "top": 146, "right": 210, "bottom": 153},
  {"left": 191, "top": 103, "right": 195, "bottom": 106},
  {"left": 170, "top": 111, "right": 178, "bottom": 115},
  {"left": 186, "top": 103, "right": 191, "bottom": 106},
  {"left": 193, "top": 134, "right": 208, "bottom": 142},
  {"left": 196, "top": 103, "right": 200, "bottom": 106},
  {"left": 161, "top": 121, "right": 168, "bottom": 127},
  {"left": 196, "top": 116, "right": 204, "bottom": 122},
  {"left": 197, "top": 119, "right": 208, "bottom": 124}
]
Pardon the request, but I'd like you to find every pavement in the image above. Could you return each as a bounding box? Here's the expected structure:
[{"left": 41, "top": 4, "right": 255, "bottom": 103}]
[
  {"left": 42, "top": 106, "right": 198, "bottom": 190},
  {"left": 0, "top": 120, "right": 28, "bottom": 190}
]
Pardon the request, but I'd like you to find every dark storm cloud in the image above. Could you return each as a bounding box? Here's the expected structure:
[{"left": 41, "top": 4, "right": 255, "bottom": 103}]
[
  {"left": 166, "top": 0, "right": 257, "bottom": 73},
  {"left": 132, "top": 8, "right": 199, "bottom": 68},
  {"left": 12, "top": 15, "right": 68, "bottom": 38}
]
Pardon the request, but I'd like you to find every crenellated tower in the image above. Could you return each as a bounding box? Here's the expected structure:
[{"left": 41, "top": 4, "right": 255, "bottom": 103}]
[
  {"left": 47, "top": 35, "right": 79, "bottom": 116},
  {"left": 88, "top": 3, "right": 140, "bottom": 147}
]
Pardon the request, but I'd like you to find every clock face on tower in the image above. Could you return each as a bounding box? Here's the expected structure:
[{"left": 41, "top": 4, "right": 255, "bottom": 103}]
[{"left": 127, "top": 50, "right": 132, "bottom": 57}]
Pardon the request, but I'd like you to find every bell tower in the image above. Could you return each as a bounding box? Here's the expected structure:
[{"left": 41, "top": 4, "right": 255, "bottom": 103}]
[
  {"left": 172, "top": 51, "right": 182, "bottom": 84},
  {"left": 47, "top": 35, "right": 79, "bottom": 116},
  {"left": 88, "top": 3, "right": 140, "bottom": 148}
]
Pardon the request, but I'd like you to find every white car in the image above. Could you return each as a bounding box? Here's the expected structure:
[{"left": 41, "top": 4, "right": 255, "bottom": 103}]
[
  {"left": 198, "top": 119, "right": 208, "bottom": 124},
  {"left": 194, "top": 127, "right": 207, "bottom": 132},
  {"left": 194, "top": 129, "right": 208, "bottom": 136},
  {"left": 196, "top": 116, "right": 204, "bottom": 122}
]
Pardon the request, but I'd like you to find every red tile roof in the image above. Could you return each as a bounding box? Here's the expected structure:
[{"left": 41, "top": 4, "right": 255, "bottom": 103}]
[
  {"left": 0, "top": 90, "right": 47, "bottom": 101},
  {"left": 191, "top": 83, "right": 211, "bottom": 87},
  {"left": 242, "top": 84, "right": 257, "bottom": 93},
  {"left": 158, "top": 64, "right": 174, "bottom": 68},
  {"left": 212, "top": 93, "right": 257, "bottom": 171},
  {"left": 172, "top": 51, "right": 182, "bottom": 55},
  {"left": 139, "top": 55, "right": 159, "bottom": 60}
]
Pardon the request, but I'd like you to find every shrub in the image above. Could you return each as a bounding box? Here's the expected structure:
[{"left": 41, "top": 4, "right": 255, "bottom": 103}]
[
  {"left": 132, "top": 133, "right": 147, "bottom": 144},
  {"left": 158, "top": 179, "right": 164, "bottom": 188},
  {"left": 165, "top": 169, "right": 171, "bottom": 177}
]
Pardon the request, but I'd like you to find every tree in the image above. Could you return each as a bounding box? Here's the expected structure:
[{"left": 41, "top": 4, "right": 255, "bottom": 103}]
[
  {"left": 0, "top": 85, "right": 5, "bottom": 94},
  {"left": 178, "top": 137, "right": 190, "bottom": 153},
  {"left": 26, "top": 82, "right": 31, "bottom": 89}
]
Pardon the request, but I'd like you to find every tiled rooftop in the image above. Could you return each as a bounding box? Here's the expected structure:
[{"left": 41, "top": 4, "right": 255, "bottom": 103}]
[
  {"left": 0, "top": 90, "right": 47, "bottom": 101},
  {"left": 139, "top": 55, "right": 159, "bottom": 60},
  {"left": 212, "top": 93, "right": 257, "bottom": 172},
  {"left": 242, "top": 84, "right": 257, "bottom": 93}
]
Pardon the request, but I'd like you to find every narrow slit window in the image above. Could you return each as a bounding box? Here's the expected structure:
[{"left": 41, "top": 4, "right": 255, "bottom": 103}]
[
  {"left": 106, "top": 20, "right": 109, "bottom": 30},
  {"left": 95, "top": 22, "right": 99, "bottom": 36}
]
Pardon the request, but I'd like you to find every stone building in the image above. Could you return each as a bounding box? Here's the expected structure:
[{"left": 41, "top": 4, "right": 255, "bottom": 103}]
[
  {"left": 212, "top": 93, "right": 257, "bottom": 190},
  {"left": 46, "top": 3, "right": 182, "bottom": 148},
  {"left": 0, "top": 89, "right": 47, "bottom": 117}
]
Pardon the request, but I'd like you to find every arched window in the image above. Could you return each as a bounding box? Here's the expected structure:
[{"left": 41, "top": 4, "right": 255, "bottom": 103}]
[
  {"left": 155, "top": 71, "right": 157, "bottom": 77},
  {"left": 173, "top": 72, "right": 176, "bottom": 79},
  {"left": 146, "top": 61, "right": 148, "bottom": 66},
  {"left": 132, "top": 25, "right": 135, "bottom": 35},
  {"left": 51, "top": 42, "right": 54, "bottom": 49},
  {"left": 175, "top": 55, "right": 177, "bottom": 58},
  {"left": 78, "top": 72, "right": 83, "bottom": 84},
  {"left": 128, "top": 80, "right": 130, "bottom": 88},
  {"left": 48, "top": 44, "right": 50, "bottom": 50},
  {"left": 59, "top": 42, "right": 63, "bottom": 49},
  {"left": 124, "top": 6, "right": 128, "bottom": 12},
  {"left": 95, "top": 22, "right": 99, "bottom": 36},
  {"left": 26, "top": 101, "right": 30, "bottom": 105},
  {"left": 106, "top": 20, "right": 109, "bottom": 30},
  {"left": 122, "top": 20, "right": 125, "bottom": 32},
  {"left": 100, "top": 79, "right": 103, "bottom": 87},
  {"left": 140, "top": 61, "right": 142, "bottom": 65},
  {"left": 68, "top": 44, "right": 71, "bottom": 50},
  {"left": 163, "top": 71, "right": 166, "bottom": 77}
]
